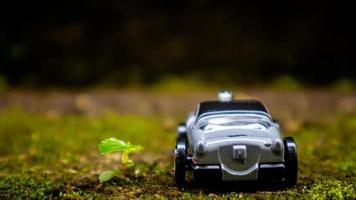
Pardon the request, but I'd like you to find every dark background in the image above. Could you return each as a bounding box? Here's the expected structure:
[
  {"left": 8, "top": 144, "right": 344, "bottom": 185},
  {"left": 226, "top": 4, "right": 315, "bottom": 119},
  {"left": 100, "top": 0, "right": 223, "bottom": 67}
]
[{"left": 0, "top": 1, "right": 354, "bottom": 87}]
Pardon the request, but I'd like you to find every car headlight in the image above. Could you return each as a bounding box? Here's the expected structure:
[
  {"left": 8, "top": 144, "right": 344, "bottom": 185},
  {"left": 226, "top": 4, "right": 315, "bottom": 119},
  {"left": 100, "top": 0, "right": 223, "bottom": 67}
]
[
  {"left": 177, "top": 125, "right": 187, "bottom": 135},
  {"left": 196, "top": 141, "right": 205, "bottom": 155},
  {"left": 271, "top": 139, "right": 282, "bottom": 155}
]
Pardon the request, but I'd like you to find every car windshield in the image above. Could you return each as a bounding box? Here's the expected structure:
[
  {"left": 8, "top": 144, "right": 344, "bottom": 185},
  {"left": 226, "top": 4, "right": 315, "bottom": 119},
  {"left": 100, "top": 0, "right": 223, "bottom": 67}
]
[{"left": 197, "top": 115, "right": 273, "bottom": 132}]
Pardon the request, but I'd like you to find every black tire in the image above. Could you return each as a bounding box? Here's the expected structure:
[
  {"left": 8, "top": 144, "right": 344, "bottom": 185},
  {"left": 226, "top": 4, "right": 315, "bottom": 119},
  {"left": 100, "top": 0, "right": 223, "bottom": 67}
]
[
  {"left": 174, "top": 138, "right": 186, "bottom": 189},
  {"left": 283, "top": 137, "right": 298, "bottom": 187}
]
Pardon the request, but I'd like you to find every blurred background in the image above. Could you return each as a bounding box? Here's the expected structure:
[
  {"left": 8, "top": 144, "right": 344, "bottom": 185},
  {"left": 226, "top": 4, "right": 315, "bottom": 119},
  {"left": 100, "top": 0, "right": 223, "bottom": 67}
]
[
  {"left": 0, "top": 1, "right": 355, "bottom": 199},
  {"left": 0, "top": 1, "right": 355, "bottom": 88}
]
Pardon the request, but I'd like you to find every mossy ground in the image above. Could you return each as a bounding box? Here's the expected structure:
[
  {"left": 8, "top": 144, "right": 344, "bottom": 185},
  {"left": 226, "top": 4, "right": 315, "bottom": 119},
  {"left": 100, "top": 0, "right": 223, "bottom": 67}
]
[{"left": 0, "top": 88, "right": 355, "bottom": 199}]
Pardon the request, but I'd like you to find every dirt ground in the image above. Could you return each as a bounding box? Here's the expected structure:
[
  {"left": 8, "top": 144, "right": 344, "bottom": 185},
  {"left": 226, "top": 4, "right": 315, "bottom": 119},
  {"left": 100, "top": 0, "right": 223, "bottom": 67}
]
[{"left": 0, "top": 89, "right": 355, "bottom": 199}]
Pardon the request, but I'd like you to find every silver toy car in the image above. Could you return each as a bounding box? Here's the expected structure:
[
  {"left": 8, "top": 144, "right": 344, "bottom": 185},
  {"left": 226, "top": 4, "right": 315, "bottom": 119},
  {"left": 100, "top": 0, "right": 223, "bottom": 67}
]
[{"left": 174, "top": 91, "right": 297, "bottom": 188}]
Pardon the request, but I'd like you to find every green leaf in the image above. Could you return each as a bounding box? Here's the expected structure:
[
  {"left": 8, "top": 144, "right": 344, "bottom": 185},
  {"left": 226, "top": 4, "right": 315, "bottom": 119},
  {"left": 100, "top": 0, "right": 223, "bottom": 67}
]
[
  {"left": 99, "top": 170, "right": 115, "bottom": 183},
  {"left": 98, "top": 137, "right": 142, "bottom": 155}
]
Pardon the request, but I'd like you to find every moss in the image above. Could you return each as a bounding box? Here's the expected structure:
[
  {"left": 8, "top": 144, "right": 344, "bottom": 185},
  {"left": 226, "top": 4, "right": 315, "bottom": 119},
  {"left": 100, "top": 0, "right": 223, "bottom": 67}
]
[
  {"left": 0, "top": 105, "right": 356, "bottom": 199},
  {"left": 308, "top": 179, "right": 355, "bottom": 200},
  {"left": 0, "top": 176, "right": 63, "bottom": 200}
]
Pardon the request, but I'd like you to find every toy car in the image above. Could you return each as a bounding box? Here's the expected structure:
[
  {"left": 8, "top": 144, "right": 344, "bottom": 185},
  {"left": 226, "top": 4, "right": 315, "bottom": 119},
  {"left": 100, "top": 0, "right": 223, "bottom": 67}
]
[{"left": 174, "top": 91, "right": 297, "bottom": 188}]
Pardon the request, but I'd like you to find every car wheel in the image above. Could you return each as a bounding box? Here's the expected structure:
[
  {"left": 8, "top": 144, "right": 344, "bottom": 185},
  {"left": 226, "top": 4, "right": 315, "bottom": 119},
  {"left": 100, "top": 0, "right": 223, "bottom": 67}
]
[
  {"left": 283, "top": 137, "right": 298, "bottom": 187},
  {"left": 174, "top": 138, "right": 186, "bottom": 189}
]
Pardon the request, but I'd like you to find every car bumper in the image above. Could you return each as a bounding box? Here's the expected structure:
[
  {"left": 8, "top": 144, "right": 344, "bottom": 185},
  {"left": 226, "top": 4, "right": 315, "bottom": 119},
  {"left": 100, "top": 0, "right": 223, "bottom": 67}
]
[
  {"left": 192, "top": 163, "right": 285, "bottom": 181},
  {"left": 193, "top": 165, "right": 222, "bottom": 181},
  {"left": 258, "top": 163, "right": 285, "bottom": 180}
]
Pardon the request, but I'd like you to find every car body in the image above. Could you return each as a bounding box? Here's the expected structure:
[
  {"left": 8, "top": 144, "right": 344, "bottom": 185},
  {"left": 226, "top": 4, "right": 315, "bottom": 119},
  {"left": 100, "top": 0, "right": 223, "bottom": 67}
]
[{"left": 174, "top": 91, "right": 298, "bottom": 188}]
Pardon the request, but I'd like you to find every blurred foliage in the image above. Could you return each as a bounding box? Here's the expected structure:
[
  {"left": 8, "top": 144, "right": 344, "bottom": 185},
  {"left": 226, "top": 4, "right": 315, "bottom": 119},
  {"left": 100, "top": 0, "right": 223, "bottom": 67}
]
[
  {"left": 332, "top": 79, "right": 355, "bottom": 92},
  {"left": 0, "top": 1, "right": 355, "bottom": 87},
  {"left": 0, "top": 75, "right": 7, "bottom": 93},
  {"left": 149, "top": 76, "right": 220, "bottom": 93},
  {"left": 271, "top": 75, "right": 302, "bottom": 91}
]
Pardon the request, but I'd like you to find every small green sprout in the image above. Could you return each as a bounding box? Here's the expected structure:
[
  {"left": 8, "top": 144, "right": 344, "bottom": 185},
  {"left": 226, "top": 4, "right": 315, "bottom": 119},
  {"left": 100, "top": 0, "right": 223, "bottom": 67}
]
[{"left": 98, "top": 137, "right": 143, "bottom": 183}]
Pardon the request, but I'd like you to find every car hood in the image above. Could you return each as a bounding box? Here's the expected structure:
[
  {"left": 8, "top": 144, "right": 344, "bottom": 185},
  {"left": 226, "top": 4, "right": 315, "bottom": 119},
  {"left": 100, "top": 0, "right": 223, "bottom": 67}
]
[{"left": 201, "top": 128, "right": 274, "bottom": 143}]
